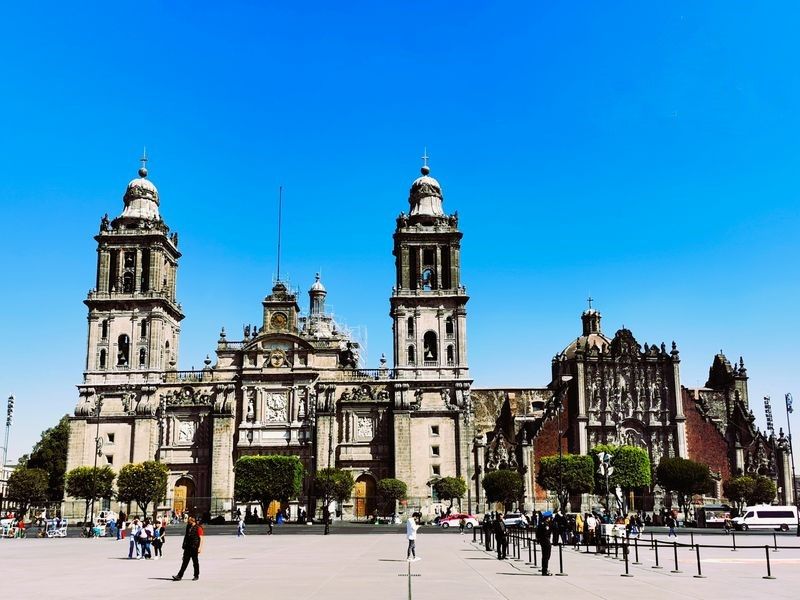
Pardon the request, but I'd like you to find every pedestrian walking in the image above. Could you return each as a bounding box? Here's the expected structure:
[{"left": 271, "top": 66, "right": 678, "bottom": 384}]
[
  {"left": 493, "top": 513, "right": 507, "bottom": 560},
  {"left": 152, "top": 520, "right": 165, "bottom": 559},
  {"left": 236, "top": 516, "right": 246, "bottom": 538},
  {"left": 128, "top": 518, "right": 141, "bottom": 559},
  {"left": 667, "top": 514, "right": 677, "bottom": 538},
  {"left": 459, "top": 516, "right": 466, "bottom": 536},
  {"left": 406, "top": 512, "right": 421, "bottom": 561},
  {"left": 172, "top": 516, "right": 202, "bottom": 581},
  {"left": 266, "top": 515, "right": 274, "bottom": 535},
  {"left": 537, "top": 512, "right": 554, "bottom": 575},
  {"left": 139, "top": 519, "right": 153, "bottom": 559}
]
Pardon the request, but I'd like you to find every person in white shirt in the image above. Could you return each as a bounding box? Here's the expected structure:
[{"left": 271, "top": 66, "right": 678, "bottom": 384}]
[{"left": 406, "top": 512, "right": 421, "bottom": 561}]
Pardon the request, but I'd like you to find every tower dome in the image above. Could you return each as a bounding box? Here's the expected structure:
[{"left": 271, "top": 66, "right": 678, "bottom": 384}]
[
  {"left": 408, "top": 164, "right": 444, "bottom": 218},
  {"left": 120, "top": 155, "right": 160, "bottom": 221},
  {"left": 309, "top": 273, "right": 327, "bottom": 315}
]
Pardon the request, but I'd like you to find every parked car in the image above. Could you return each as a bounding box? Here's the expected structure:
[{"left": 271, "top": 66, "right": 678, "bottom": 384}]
[
  {"left": 439, "top": 513, "right": 479, "bottom": 529},
  {"left": 502, "top": 512, "right": 528, "bottom": 528}
]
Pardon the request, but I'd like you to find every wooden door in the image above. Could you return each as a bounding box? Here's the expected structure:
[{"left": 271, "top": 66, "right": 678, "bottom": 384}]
[
  {"left": 174, "top": 485, "right": 187, "bottom": 514},
  {"left": 354, "top": 480, "right": 367, "bottom": 518}
]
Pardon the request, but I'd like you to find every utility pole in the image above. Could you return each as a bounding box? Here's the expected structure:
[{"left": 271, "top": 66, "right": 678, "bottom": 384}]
[{"left": 785, "top": 393, "right": 799, "bottom": 537}]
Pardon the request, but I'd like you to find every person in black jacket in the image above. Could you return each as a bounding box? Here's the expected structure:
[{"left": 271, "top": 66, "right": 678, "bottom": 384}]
[
  {"left": 493, "top": 513, "right": 507, "bottom": 560},
  {"left": 537, "top": 512, "right": 554, "bottom": 576},
  {"left": 173, "top": 517, "right": 202, "bottom": 581}
]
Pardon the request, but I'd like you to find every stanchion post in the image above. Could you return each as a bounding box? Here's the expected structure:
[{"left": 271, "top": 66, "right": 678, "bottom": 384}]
[
  {"left": 533, "top": 535, "right": 538, "bottom": 567},
  {"left": 621, "top": 540, "right": 633, "bottom": 577},
  {"left": 773, "top": 532, "right": 778, "bottom": 553},
  {"left": 473, "top": 526, "right": 477, "bottom": 543},
  {"left": 690, "top": 531, "right": 694, "bottom": 550},
  {"left": 650, "top": 531, "right": 654, "bottom": 550},
  {"left": 763, "top": 545, "right": 776, "bottom": 579},
  {"left": 670, "top": 541, "right": 682, "bottom": 573},
  {"left": 633, "top": 537, "right": 641, "bottom": 565},
  {"left": 731, "top": 531, "right": 737, "bottom": 552},
  {"left": 614, "top": 535, "right": 619, "bottom": 560},
  {"left": 556, "top": 542, "right": 568, "bottom": 576},
  {"left": 693, "top": 544, "right": 706, "bottom": 578},
  {"left": 527, "top": 534, "right": 533, "bottom": 564},
  {"left": 652, "top": 539, "right": 663, "bottom": 569}
]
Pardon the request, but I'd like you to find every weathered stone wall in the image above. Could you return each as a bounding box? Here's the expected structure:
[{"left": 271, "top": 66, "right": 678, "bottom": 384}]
[{"left": 682, "top": 387, "right": 731, "bottom": 483}]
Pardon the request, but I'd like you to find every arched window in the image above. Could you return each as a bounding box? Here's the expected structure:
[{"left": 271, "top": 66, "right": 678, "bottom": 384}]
[
  {"left": 407, "top": 345, "right": 416, "bottom": 365},
  {"left": 446, "top": 345, "right": 454, "bottom": 366},
  {"left": 407, "top": 316, "right": 415, "bottom": 337},
  {"left": 423, "top": 331, "right": 438, "bottom": 363},
  {"left": 117, "top": 334, "right": 130, "bottom": 366},
  {"left": 99, "top": 349, "right": 107, "bottom": 369},
  {"left": 421, "top": 268, "right": 434, "bottom": 291},
  {"left": 138, "top": 348, "right": 146, "bottom": 367},
  {"left": 445, "top": 317, "right": 454, "bottom": 338},
  {"left": 100, "top": 320, "right": 108, "bottom": 339},
  {"left": 140, "top": 320, "right": 147, "bottom": 338}
]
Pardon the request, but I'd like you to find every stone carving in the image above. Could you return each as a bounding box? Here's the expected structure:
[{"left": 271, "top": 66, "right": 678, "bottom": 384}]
[
  {"left": 264, "top": 393, "right": 288, "bottom": 422},
  {"left": 357, "top": 416, "right": 374, "bottom": 440},
  {"left": 268, "top": 349, "right": 287, "bottom": 368},
  {"left": 246, "top": 393, "right": 255, "bottom": 422},
  {"left": 178, "top": 420, "right": 196, "bottom": 444},
  {"left": 339, "top": 342, "right": 359, "bottom": 368}
]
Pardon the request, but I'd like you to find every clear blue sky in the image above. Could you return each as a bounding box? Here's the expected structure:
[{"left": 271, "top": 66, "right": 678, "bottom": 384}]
[{"left": 1, "top": 2, "right": 798, "bottom": 465}]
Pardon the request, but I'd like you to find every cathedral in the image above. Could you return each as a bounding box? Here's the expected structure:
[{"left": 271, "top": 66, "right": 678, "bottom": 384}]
[
  {"left": 64, "top": 157, "right": 794, "bottom": 521},
  {"left": 63, "top": 159, "right": 474, "bottom": 520}
]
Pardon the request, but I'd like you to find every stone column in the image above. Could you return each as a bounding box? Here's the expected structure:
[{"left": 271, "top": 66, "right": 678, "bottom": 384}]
[
  {"left": 672, "top": 362, "right": 688, "bottom": 457},
  {"left": 576, "top": 360, "right": 588, "bottom": 454},
  {"left": 520, "top": 441, "right": 534, "bottom": 512},
  {"left": 210, "top": 411, "right": 235, "bottom": 519}
]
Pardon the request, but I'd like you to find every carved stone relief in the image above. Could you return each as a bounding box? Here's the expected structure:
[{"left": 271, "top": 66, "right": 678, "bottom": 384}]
[{"left": 264, "top": 392, "right": 288, "bottom": 422}]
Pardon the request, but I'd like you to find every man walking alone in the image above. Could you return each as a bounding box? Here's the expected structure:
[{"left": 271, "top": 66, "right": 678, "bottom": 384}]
[
  {"left": 406, "top": 512, "right": 421, "bottom": 561},
  {"left": 493, "top": 513, "right": 507, "bottom": 560},
  {"left": 172, "top": 516, "right": 202, "bottom": 581},
  {"left": 537, "top": 511, "right": 554, "bottom": 576}
]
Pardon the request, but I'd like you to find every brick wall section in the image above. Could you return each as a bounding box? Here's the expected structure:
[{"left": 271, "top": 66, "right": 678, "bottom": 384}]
[
  {"left": 682, "top": 387, "right": 731, "bottom": 481},
  {"left": 532, "top": 397, "right": 570, "bottom": 501}
]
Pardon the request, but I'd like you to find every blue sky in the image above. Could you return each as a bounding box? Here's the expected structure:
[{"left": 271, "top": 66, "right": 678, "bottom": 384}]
[{"left": 1, "top": 2, "right": 798, "bottom": 465}]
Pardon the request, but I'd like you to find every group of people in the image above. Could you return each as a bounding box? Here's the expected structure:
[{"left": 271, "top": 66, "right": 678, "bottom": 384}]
[{"left": 126, "top": 517, "right": 167, "bottom": 560}]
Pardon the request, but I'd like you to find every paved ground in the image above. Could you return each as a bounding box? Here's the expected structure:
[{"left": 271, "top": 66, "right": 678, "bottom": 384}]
[{"left": 0, "top": 530, "right": 798, "bottom": 599}]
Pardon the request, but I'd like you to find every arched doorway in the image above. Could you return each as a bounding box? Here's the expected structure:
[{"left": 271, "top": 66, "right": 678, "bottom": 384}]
[
  {"left": 173, "top": 477, "right": 195, "bottom": 515},
  {"left": 354, "top": 474, "right": 376, "bottom": 518}
]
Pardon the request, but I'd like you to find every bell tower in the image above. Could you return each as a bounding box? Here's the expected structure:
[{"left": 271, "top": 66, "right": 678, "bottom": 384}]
[
  {"left": 84, "top": 154, "right": 184, "bottom": 381},
  {"left": 390, "top": 159, "right": 469, "bottom": 378}
]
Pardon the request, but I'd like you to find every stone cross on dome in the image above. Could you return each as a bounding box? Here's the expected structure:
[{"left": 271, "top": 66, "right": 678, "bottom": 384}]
[
  {"left": 139, "top": 147, "right": 149, "bottom": 177},
  {"left": 421, "top": 147, "right": 430, "bottom": 174},
  {"left": 587, "top": 295, "right": 594, "bottom": 310}
]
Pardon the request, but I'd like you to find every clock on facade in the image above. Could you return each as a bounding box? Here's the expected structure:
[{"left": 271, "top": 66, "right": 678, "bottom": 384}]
[{"left": 270, "top": 312, "right": 288, "bottom": 329}]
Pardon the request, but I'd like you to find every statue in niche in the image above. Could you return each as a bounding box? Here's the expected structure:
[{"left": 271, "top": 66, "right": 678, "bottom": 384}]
[
  {"left": 246, "top": 394, "right": 255, "bottom": 422},
  {"left": 441, "top": 388, "right": 454, "bottom": 409}
]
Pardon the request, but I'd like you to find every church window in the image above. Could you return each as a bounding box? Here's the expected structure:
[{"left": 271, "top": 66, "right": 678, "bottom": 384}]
[
  {"left": 106, "top": 433, "right": 115, "bottom": 444},
  {"left": 122, "top": 271, "right": 134, "bottom": 293},
  {"left": 431, "top": 464, "right": 441, "bottom": 477},
  {"left": 446, "top": 345, "right": 454, "bottom": 366},
  {"left": 423, "top": 248, "right": 435, "bottom": 265},
  {"left": 140, "top": 320, "right": 148, "bottom": 338},
  {"left": 407, "top": 345, "right": 416, "bottom": 365},
  {"left": 117, "top": 334, "right": 130, "bottom": 366},
  {"left": 138, "top": 348, "right": 147, "bottom": 367},
  {"left": 124, "top": 251, "right": 135, "bottom": 269},
  {"left": 407, "top": 317, "right": 414, "bottom": 337},
  {"left": 105, "top": 455, "right": 114, "bottom": 466},
  {"left": 421, "top": 268, "right": 434, "bottom": 291},
  {"left": 140, "top": 249, "right": 150, "bottom": 292},
  {"left": 431, "top": 445, "right": 440, "bottom": 457},
  {"left": 430, "top": 425, "right": 439, "bottom": 436},
  {"left": 423, "top": 331, "right": 438, "bottom": 363},
  {"left": 99, "top": 349, "right": 107, "bottom": 369},
  {"left": 445, "top": 317, "right": 454, "bottom": 338},
  {"left": 101, "top": 320, "right": 108, "bottom": 339}
]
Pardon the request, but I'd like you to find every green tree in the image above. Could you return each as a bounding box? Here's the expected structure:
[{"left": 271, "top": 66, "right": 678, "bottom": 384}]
[
  {"left": 314, "top": 468, "right": 355, "bottom": 505},
  {"left": 22, "top": 415, "right": 70, "bottom": 502},
  {"left": 65, "top": 466, "right": 116, "bottom": 525},
  {"left": 537, "top": 454, "right": 594, "bottom": 510},
  {"left": 656, "top": 457, "right": 713, "bottom": 518},
  {"left": 433, "top": 476, "right": 468, "bottom": 511},
  {"left": 748, "top": 476, "right": 777, "bottom": 505},
  {"left": 723, "top": 475, "right": 755, "bottom": 513},
  {"left": 591, "top": 444, "right": 651, "bottom": 492},
  {"left": 377, "top": 478, "right": 407, "bottom": 516},
  {"left": 234, "top": 455, "right": 304, "bottom": 517},
  {"left": 482, "top": 469, "right": 524, "bottom": 510},
  {"left": 6, "top": 467, "right": 49, "bottom": 516},
  {"left": 116, "top": 461, "right": 169, "bottom": 518}
]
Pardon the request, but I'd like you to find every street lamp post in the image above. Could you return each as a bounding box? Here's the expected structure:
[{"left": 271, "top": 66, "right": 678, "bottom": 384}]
[
  {"left": 556, "top": 375, "right": 573, "bottom": 511},
  {"left": 785, "top": 393, "right": 799, "bottom": 537},
  {"left": 2, "top": 395, "right": 13, "bottom": 474},
  {"left": 88, "top": 397, "right": 104, "bottom": 535}
]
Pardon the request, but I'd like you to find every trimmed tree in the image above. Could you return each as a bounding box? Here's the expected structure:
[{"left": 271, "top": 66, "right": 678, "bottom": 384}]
[
  {"left": 656, "top": 457, "right": 713, "bottom": 518},
  {"left": 22, "top": 415, "right": 70, "bottom": 502},
  {"left": 537, "top": 454, "right": 594, "bottom": 510},
  {"left": 482, "top": 469, "right": 524, "bottom": 510},
  {"left": 377, "top": 478, "right": 407, "bottom": 516},
  {"left": 234, "top": 455, "right": 304, "bottom": 518},
  {"left": 433, "top": 476, "right": 468, "bottom": 512},
  {"left": 6, "top": 467, "right": 49, "bottom": 516},
  {"left": 723, "top": 475, "right": 755, "bottom": 514},
  {"left": 65, "top": 466, "right": 116, "bottom": 525},
  {"left": 748, "top": 475, "right": 777, "bottom": 505},
  {"left": 314, "top": 468, "right": 356, "bottom": 506},
  {"left": 116, "top": 461, "right": 169, "bottom": 519}
]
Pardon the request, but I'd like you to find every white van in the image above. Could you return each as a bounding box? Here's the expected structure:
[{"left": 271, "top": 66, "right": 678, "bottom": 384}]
[{"left": 733, "top": 505, "right": 798, "bottom": 531}]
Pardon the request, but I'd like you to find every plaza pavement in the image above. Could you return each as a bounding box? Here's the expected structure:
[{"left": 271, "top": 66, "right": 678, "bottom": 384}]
[{"left": 0, "top": 529, "right": 798, "bottom": 599}]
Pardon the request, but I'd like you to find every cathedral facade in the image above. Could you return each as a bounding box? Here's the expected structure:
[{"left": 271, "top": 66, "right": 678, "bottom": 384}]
[{"left": 63, "top": 160, "right": 474, "bottom": 520}]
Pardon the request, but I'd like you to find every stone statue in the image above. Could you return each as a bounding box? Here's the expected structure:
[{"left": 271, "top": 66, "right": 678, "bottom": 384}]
[
  {"left": 246, "top": 394, "right": 255, "bottom": 422},
  {"left": 100, "top": 213, "right": 110, "bottom": 232}
]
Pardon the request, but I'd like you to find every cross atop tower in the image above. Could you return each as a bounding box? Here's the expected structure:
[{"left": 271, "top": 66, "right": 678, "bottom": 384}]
[
  {"left": 138, "top": 147, "right": 148, "bottom": 177},
  {"left": 587, "top": 295, "right": 594, "bottom": 310},
  {"left": 421, "top": 147, "right": 429, "bottom": 168}
]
